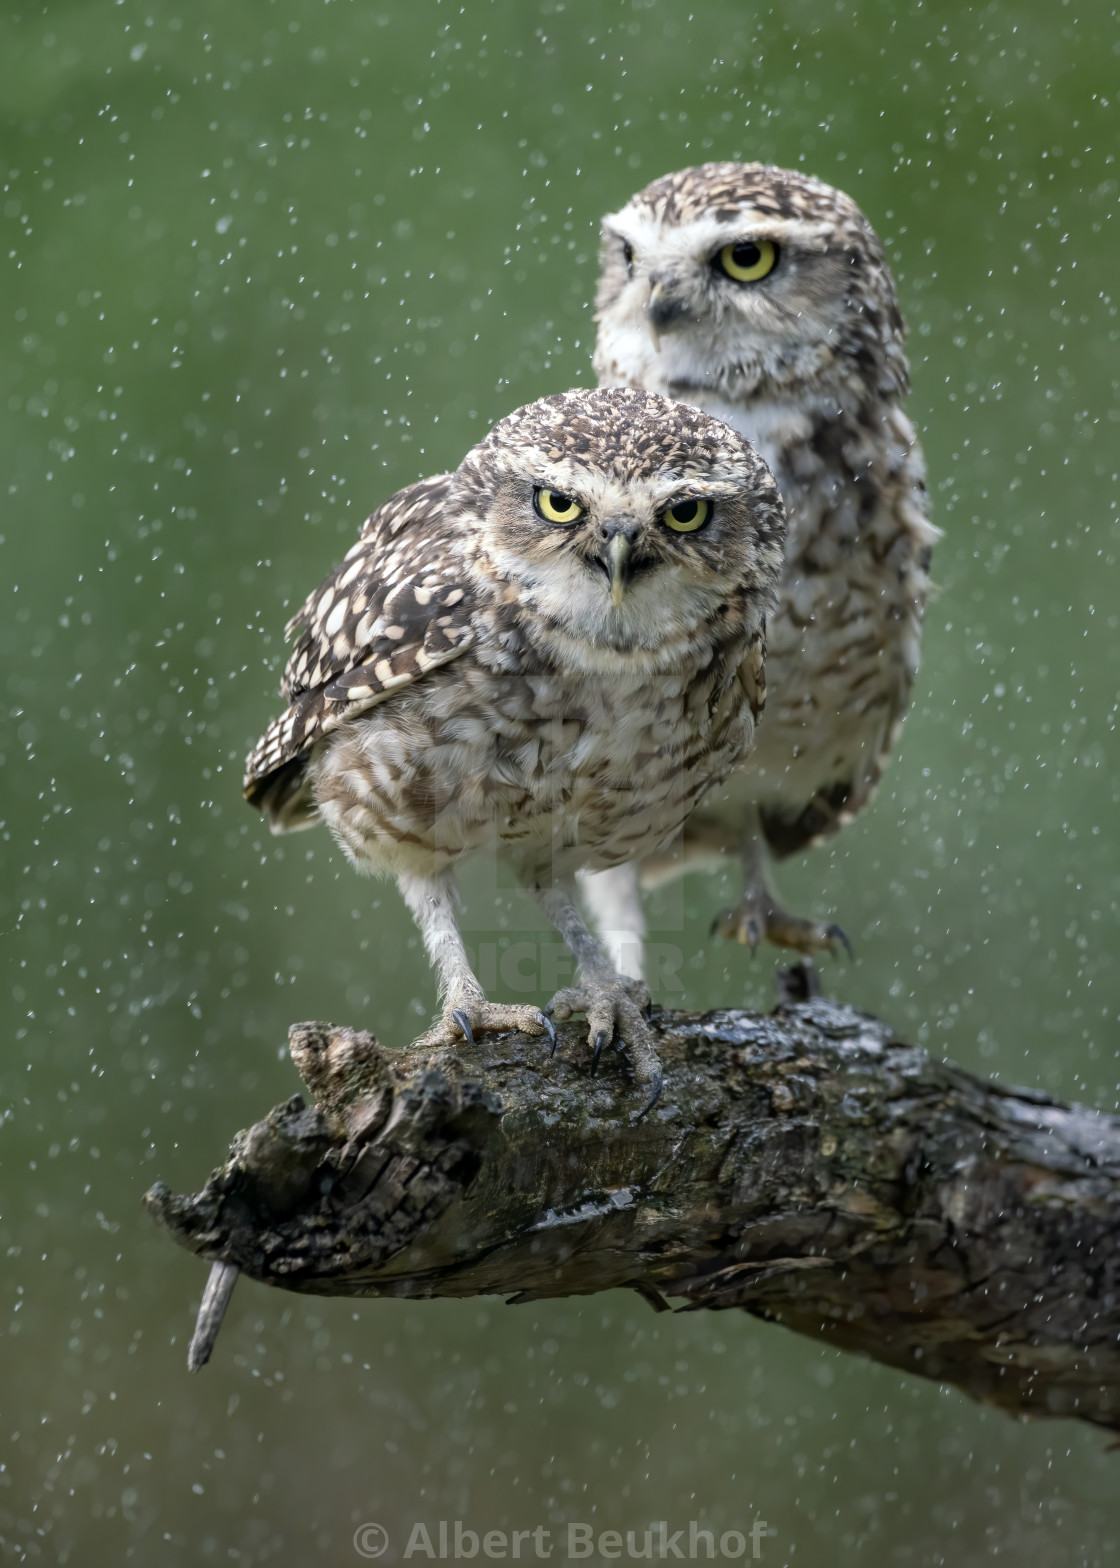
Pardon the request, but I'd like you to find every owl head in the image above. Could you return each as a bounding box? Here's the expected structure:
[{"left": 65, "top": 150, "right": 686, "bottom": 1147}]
[
  {"left": 594, "top": 163, "right": 908, "bottom": 409},
  {"left": 458, "top": 386, "right": 785, "bottom": 669}
]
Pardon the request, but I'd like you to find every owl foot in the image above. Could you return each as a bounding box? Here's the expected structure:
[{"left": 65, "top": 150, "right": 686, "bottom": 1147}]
[
  {"left": 412, "top": 1001, "right": 556, "bottom": 1054},
  {"left": 713, "top": 895, "right": 851, "bottom": 959},
  {"left": 547, "top": 976, "right": 663, "bottom": 1114}
]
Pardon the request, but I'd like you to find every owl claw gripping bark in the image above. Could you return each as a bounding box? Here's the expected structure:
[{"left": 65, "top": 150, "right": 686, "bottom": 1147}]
[
  {"left": 548, "top": 974, "right": 662, "bottom": 1110},
  {"left": 412, "top": 1001, "right": 554, "bottom": 1053}
]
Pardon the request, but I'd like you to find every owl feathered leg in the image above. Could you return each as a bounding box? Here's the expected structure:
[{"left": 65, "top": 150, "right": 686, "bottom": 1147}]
[
  {"left": 578, "top": 864, "right": 647, "bottom": 984},
  {"left": 399, "top": 872, "right": 556, "bottom": 1052},
  {"left": 712, "top": 809, "right": 850, "bottom": 958},
  {"left": 585, "top": 814, "right": 847, "bottom": 966},
  {"left": 536, "top": 882, "right": 662, "bottom": 1113}
]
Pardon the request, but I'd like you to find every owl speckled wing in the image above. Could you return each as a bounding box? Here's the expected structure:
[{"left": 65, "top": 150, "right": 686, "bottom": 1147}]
[{"left": 244, "top": 472, "right": 477, "bottom": 830}]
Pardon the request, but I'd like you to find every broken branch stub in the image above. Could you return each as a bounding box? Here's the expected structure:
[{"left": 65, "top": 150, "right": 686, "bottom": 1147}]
[{"left": 145, "top": 1003, "right": 1120, "bottom": 1431}]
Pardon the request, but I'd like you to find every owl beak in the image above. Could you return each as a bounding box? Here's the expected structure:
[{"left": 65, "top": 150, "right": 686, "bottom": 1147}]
[
  {"left": 606, "top": 532, "right": 631, "bottom": 608},
  {"left": 648, "top": 278, "right": 689, "bottom": 349},
  {"left": 647, "top": 282, "right": 664, "bottom": 353}
]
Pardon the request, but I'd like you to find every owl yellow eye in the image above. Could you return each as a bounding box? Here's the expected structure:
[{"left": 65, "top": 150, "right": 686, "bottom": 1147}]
[
  {"left": 533, "top": 488, "right": 584, "bottom": 525},
  {"left": 717, "top": 239, "right": 778, "bottom": 283},
  {"left": 661, "top": 497, "right": 711, "bottom": 534}
]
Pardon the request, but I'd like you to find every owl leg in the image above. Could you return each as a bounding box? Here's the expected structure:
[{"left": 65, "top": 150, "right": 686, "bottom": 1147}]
[
  {"left": 712, "top": 811, "right": 850, "bottom": 957},
  {"left": 578, "top": 863, "right": 647, "bottom": 984},
  {"left": 536, "top": 882, "right": 662, "bottom": 1113},
  {"left": 398, "top": 873, "right": 556, "bottom": 1052}
]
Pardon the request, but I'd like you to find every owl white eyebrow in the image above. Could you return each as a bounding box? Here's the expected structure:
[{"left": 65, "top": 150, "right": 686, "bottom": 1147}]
[
  {"left": 664, "top": 483, "right": 734, "bottom": 500},
  {"left": 712, "top": 234, "right": 779, "bottom": 254},
  {"left": 532, "top": 479, "right": 583, "bottom": 498},
  {"left": 607, "top": 207, "right": 837, "bottom": 263}
]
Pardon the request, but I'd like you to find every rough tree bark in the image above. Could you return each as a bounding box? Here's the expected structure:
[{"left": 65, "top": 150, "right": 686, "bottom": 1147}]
[{"left": 145, "top": 984, "right": 1120, "bottom": 1432}]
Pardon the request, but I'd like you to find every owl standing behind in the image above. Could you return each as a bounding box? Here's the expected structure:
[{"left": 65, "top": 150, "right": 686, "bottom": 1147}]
[
  {"left": 245, "top": 388, "right": 785, "bottom": 1104},
  {"left": 587, "top": 163, "right": 937, "bottom": 969}
]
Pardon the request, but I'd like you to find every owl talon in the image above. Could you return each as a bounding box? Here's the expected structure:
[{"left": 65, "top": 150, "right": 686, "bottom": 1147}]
[
  {"left": 412, "top": 1001, "right": 553, "bottom": 1053},
  {"left": 826, "top": 923, "right": 853, "bottom": 960},
  {"left": 540, "top": 1012, "right": 559, "bottom": 1056},
  {"left": 715, "top": 894, "right": 846, "bottom": 959},
  {"left": 545, "top": 974, "right": 660, "bottom": 1095},
  {"left": 635, "top": 1071, "right": 664, "bottom": 1120},
  {"left": 713, "top": 909, "right": 762, "bottom": 950}
]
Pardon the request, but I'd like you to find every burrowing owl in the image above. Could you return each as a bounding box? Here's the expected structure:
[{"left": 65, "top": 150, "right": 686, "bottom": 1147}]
[
  {"left": 587, "top": 163, "right": 936, "bottom": 969},
  {"left": 244, "top": 388, "right": 785, "bottom": 1104}
]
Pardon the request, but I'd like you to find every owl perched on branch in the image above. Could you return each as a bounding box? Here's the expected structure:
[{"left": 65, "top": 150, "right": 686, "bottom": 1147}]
[
  {"left": 586, "top": 163, "right": 936, "bottom": 973},
  {"left": 245, "top": 388, "right": 785, "bottom": 1107}
]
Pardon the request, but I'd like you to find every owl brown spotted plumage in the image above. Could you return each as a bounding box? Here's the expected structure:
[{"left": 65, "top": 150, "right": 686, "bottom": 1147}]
[
  {"left": 244, "top": 474, "right": 476, "bottom": 830},
  {"left": 586, "top": 163, "right": 937, "bottom": 970},
  {"left": 245, "top": 387, "right": 785, "bottom": 1105}
]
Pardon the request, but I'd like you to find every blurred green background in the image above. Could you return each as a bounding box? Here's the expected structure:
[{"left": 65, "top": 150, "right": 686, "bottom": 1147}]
[{"left": 2, "top": 0, "right": 1118, "bottom": 1560}]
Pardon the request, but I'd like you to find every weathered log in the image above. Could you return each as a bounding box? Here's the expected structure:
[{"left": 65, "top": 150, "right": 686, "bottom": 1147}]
[{"left": 145, "top": 990, "right": 1120, "bottom": 1431}]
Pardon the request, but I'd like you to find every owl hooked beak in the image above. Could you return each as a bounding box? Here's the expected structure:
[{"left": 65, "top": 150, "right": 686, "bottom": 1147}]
[
  {"left": 607, "top": 532, "right": 631, "bottom": 608},
  {"left": 647, "top": 277, "right": 690, "bottom": 351},
  {"left": 647, "top": 281, "right": 664, "bottom": 353},
  {"left": 594, "top": 520, "right": 640, "bottom": 608}
]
